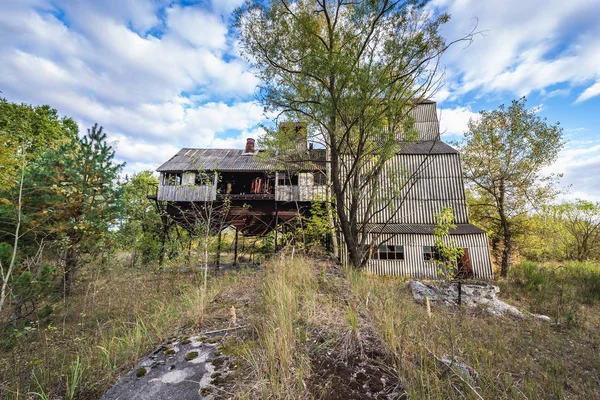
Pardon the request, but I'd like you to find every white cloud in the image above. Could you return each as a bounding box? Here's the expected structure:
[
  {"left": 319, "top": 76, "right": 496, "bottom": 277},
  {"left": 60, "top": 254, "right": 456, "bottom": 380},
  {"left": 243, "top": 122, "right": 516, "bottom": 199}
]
[
  {"left": 0, "top": 0, "right": 263, "bottom": 172},
  {"left": 543, "top": 142, "right": 600, "bottom": 201},
  {"left": 437, "top": 106, "right": 479, "bottom": 136},
  {"left": 166, "top": 6, "right": 228, "bottom": 49},
  {"left": 575, "top": 81, "right": 600, "bottom": 103},
  {"left": 435, "top": 0, "right": 600, "bottom": 101}
]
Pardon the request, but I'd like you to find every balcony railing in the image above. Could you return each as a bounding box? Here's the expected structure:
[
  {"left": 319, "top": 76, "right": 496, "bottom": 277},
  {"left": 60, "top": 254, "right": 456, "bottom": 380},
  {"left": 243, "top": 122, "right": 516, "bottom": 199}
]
[
  {"left": 275, "top": 185, "right": 327, "bottom": 202},
  {"left": 157, "top": 185, "right": 217, "bottom": 202}
]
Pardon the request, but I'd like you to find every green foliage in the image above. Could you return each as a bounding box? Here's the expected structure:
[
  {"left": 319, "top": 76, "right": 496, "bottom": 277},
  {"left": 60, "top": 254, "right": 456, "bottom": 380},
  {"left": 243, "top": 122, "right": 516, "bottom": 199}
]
[
  {"left": 517, "top": 200, "right": 600, "bottom": 263},
  {"left": 556, "top": 199, "right": 600, "bottom": 261},
  {"left": 433, "top": 207, "right": 463, "bottom": 280},
  {"left": 303, "top": 200, "right": 330, "bottom": 251},
  {"left": 236, "top": 0, "right": 458, "bottom": 268},
  {"left": 460, "top": 97, "right": 564, "bottom": 276},
  {"left": 278, "top": 200, "right": 331, "bottom": 252},
  {"left": 116, "top": 171, "right": 164, "bottom": 266},
  {"left": 24, "top": 123, "right": 124, "bottom": 295},
  {"left": 509, "top": 260, "right": 600, "bottom": 326},
  {"left": 0, "top": 97, "right": 77, "bottom": 189}
]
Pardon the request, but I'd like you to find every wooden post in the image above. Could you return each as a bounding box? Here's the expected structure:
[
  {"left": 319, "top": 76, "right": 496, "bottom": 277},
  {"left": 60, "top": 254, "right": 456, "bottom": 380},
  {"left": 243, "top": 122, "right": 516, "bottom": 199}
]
[
  {"left": 233, "top": 229, "right": 239, "bottom": 266},
  {"left": 274, "top": 201, "right": 279, "bottom": 252},
  {"left": 216, "top": 229, "right": 222, "bottom": 271}
]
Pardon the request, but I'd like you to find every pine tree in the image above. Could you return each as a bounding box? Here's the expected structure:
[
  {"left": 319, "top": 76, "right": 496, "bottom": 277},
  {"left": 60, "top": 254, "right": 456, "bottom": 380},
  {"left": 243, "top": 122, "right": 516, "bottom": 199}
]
[{"left": 27, "top": 124, "right": 124, "bottom": 296}]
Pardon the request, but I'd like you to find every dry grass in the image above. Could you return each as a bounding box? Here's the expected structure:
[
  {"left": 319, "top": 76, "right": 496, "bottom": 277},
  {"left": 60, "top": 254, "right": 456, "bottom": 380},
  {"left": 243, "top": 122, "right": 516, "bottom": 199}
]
[
  {"left": 4, "top": 254, "right": 598, "bottom": 400},
  {"left": 0, "top": 260, "right": 256, "bottom": 399},
  {"left": 238, "top": 255, "right": 317, "bottom": 399},
  {"left": 345, "top": 262, "right": 600, "bottom": 399}
]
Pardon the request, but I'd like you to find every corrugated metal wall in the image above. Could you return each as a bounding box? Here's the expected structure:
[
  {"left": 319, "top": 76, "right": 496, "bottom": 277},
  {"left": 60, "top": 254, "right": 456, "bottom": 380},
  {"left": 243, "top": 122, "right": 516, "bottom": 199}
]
[
  {"left": 406, "top": 102, "right": 440, "bottom": 141},
  {"left": 353, "top": 153, "right": 469, "bottom": 225},
  {"left": 341, "top": 233, "right": 493, "bottom": 279}
]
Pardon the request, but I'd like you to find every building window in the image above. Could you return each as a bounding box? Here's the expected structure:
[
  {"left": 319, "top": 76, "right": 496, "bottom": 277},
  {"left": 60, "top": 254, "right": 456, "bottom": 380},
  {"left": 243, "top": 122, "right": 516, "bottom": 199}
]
[
  {"left": 423, "top": 246, "right": 440, "bottom": 261},
  {"left": 372, "top": 245, "right": 404, "bottom": 260},
  {"left": 314, "top": 171, "right": 327, "bottom": 185},
  {"left": 164, "top": 172, "right": 182, "bottom": 186},
  {"left": 277, "top": 172, "right": 298, "bottom": 186}
]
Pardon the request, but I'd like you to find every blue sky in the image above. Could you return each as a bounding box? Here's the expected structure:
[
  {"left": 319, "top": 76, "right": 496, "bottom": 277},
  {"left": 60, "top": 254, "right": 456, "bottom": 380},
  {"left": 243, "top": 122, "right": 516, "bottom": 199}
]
[{"left": 1, "top": 0, "right": 599, "bottom": 201}]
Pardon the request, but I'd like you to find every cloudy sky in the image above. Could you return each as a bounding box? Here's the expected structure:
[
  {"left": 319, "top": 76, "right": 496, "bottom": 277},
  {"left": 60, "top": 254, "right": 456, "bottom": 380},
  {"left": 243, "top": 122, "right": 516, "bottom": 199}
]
[{"left": 1, "top": 0, "right": 599, "bottom": 200}]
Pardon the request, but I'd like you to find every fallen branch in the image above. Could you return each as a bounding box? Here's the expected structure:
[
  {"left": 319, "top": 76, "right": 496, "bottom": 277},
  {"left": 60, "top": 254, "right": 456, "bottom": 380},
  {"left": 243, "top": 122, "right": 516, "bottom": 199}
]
[
  {"left": 425, "top": 347, "right": 484, "bottom": 400},
  {"left": 202, "top": 325, "right": 248, "bottom": 335}
]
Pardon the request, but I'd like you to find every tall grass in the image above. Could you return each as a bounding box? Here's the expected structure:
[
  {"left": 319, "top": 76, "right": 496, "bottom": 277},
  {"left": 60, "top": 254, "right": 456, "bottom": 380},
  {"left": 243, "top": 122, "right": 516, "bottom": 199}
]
[
  {"left": 243, "top": 256, "right": 315, "bottom": 399},
  {"left": 508, "top": 260, "right": 600, "bottom": 325},
  {"left": 0, "top": 261, "right": 247, "bottom": 399},
  {"left": 345, "top": 262, "right": 600, "bottom": 399}
]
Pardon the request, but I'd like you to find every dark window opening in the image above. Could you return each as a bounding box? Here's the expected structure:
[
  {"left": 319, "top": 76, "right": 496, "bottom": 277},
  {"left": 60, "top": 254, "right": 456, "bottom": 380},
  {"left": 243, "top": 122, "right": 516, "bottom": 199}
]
[
  {"left": 277, "top": 172, "right": 298, "bottom": 186},
  {"left": 314, "top": 171, "right": 327, "bottom": 185},
  {"left": 217, "top": 172, "right": 274, "bottom": 195},
  {"left": 164, "top": 172, "right": 182, "bottom": 186},
  {"left": 423, "top": 246, "right": 441, "bottom": 261},
  {"left": 372, "top": 244, "right": 404, "bottom": 260}
]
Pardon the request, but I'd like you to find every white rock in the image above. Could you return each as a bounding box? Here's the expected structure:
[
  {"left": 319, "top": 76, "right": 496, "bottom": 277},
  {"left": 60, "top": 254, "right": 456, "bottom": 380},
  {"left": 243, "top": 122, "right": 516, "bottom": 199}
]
[
  {"left": 533, "top": 314, "right": 552, "bottom": 322},
  {"left": 410, "top": 280, "right": 438, "bottom": 302}
]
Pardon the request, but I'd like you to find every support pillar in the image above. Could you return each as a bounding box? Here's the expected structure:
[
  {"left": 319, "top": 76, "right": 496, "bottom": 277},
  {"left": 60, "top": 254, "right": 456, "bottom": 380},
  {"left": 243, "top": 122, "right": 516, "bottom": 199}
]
[
  {"left": 216, "top": 229, "right": 222, "bottom": 271},
  {"left": 233, "top": 229, "right": 239, "bottom": 266},
  {"left": 274, "top": 201, "right": 279, "bottom": 252}
]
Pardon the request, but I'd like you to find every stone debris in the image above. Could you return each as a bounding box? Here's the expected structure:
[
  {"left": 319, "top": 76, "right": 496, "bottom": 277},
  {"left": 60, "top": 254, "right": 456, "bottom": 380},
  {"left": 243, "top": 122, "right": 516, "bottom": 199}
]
[
  {"left": 409, "top": 280, "right": 550, "bottom": 321},
  {"left": 409, "top": 280, "right": 438, "bottom": 302},
  {"left": 439, "top": 355, "right": 479, "bottom": 383},
  {"left": 101, "top": 334, "right": 234, "bottom": 400}
]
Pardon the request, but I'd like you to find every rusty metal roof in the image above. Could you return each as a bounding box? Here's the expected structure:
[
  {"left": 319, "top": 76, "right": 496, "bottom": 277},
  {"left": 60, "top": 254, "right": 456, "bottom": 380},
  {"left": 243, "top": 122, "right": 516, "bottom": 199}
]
[
  {"left": 157, "top": 101, "right": 447, "bottom": 172},
  {"left": 157, "top": 148, "right": 326, "bottom": 172}
]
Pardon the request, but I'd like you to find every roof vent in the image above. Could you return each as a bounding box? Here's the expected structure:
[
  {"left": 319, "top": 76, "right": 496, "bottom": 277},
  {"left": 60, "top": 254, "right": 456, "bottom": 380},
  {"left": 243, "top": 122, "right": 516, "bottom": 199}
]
[{"left": 244, "top": 138, "right": 255, "bottom": 154}]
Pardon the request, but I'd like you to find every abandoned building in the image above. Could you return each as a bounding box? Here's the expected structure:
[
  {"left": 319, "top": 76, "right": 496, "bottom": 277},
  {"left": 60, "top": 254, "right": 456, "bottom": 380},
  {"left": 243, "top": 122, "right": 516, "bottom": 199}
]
[{"left": 152, "top": 101, "right": 494, "bottom": 279}]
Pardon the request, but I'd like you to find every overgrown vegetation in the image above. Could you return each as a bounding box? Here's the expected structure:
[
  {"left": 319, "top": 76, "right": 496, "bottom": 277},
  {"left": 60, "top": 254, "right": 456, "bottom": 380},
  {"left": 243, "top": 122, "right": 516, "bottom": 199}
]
[
  {"left": 348, "top": 260, "right": 600, "bottom": 399},
  {"left": 460, "top": 97, "right": 565, "bottom": 277},
  {"left": 0, "top": 257, "right": 256, "bottom": 399}
]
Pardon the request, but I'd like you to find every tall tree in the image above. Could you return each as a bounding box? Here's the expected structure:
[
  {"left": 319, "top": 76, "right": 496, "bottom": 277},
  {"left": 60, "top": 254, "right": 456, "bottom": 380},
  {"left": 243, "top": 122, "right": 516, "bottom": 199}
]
[
  {"left": 235, "top": 0, "right": 471, "bottom": 268},
  {"left": 0, "top": 98, "right": 77, "bottom": 189},
  {"left": 558, "top": 200, "right": 600, "bottom": 261},
  {"left": 27, "top": 124, "right": 123, "bottom": 296},
  {"left": 460, "top": 97, "right": 564, "bottom": 277},
  {"left": 117, "top": 171, "right": 164, "bottom": 266}
]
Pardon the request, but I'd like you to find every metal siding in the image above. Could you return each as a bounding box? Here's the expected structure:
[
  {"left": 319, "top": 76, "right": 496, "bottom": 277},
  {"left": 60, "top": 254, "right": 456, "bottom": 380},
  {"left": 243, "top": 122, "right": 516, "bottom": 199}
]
[
  {"left": 354, "top": 152, "right": 468, "bottom": 225},
  {"left": 275, "top": 185, "right": 327, "bottom": 201},
  {"left": 360, "top": 233, "right": 493, "bottom": 279}
]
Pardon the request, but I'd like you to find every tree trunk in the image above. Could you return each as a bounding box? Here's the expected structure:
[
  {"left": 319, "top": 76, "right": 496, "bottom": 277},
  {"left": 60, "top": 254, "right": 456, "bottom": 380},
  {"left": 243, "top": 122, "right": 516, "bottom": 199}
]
[
  {"left": 216, "top": 230, "right": 222, "bottom": 271},
  {"left": 233, "top": 229, "right": 239, "bottom": 266},
  {"left": 500, "top": 215, "right": 512, "bottom": 278},
  {"left": 64, "top": 242, "right": 77, "bottom": 297},
  {"left": 498, "top": 180, "right": 512, "bottom": 278}
]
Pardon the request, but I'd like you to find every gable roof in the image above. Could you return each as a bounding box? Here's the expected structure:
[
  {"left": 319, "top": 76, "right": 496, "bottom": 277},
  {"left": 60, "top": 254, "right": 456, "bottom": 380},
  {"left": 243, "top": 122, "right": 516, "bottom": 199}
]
[
  {"left": 399, "top": 140, "right": 458, "bottom": 155},
  {"left": 156, "top": 148, "right": 327, "bottom": 172},
  {"left": 156, "top": 101, "right": 450, "bottom": 172}
]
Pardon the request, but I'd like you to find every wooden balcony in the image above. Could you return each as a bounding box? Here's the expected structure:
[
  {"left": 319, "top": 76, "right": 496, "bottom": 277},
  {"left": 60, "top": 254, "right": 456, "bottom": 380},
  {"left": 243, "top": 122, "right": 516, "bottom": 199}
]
[
  {"left": 275, "top": 185, "right": 327, "bottom": 202},
  {"left": 157, "top": 185, "right": 217, "bottom": 202}
]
